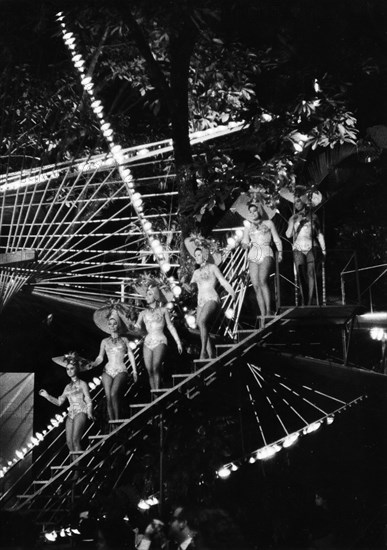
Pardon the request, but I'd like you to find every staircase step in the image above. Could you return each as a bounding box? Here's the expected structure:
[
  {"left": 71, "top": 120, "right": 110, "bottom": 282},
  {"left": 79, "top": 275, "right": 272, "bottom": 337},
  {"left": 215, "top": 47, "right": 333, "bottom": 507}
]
[
  {"left": 69, "top": 451, "right": 84, "bottom": 455},
  {"left": 235, "top": 329, "right": 258, "bottom": 342},
  {"left": 172, "top": 374, "right": 190, "bottom": 386},
  {"left": 215, "top": 345, "right": 233, "bottom": 356},
  {"left": 108, "top": 419, "right": 129, "bottom": 424},
  {"left": 33, "top": 480, "right": 50, "bottom": 485},
  {"left": 88, "top": 434, "right": 107, "bottom": 440},
  {"left": 151, "top": 389, "right": 169, "bottom": 401},
  {"left": 215, "top": 344, "right": 234, "bottom": 349}
]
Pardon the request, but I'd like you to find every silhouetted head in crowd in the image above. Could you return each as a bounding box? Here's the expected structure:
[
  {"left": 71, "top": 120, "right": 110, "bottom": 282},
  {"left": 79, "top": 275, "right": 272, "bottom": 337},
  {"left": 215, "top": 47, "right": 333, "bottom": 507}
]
[
  {"left": 169, "top": 506, "right": 196, "bottom": 547},
  {"left": 169, "top": 506, "right": 248, "bottom": 550}
]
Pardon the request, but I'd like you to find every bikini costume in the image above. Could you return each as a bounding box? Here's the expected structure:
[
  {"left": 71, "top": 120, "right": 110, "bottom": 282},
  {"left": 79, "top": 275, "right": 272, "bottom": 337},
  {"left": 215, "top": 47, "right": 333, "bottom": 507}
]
[
  {"left": 248, "top": 223, "right": 274, "bottom": 265},
  {"left": 141, "top": 308, "right": 168, "bottom": 351},
  {"left": 191, "top": 264, "right": 220, "bottom": 307},
  {"left": 63, "top": 381, "right": 91, "bottom": 420},
  {"left": 104, "top": 337, "right": 128, "bottom": 378}
]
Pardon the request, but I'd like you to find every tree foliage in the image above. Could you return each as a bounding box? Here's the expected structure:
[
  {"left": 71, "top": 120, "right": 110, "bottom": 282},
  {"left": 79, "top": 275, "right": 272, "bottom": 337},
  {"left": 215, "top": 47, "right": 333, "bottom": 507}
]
[{"left": 0, "top": 0, "right": 386, "bottom": 267}]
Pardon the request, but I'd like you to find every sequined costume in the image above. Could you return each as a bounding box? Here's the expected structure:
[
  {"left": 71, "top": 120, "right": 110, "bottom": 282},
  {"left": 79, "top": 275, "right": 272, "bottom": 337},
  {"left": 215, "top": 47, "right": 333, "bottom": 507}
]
[
  {"left": 247, "top": 223, "right": 274, "bottom": 264},
  {"left": 191, "top": 264, "right": 220, "bottom": 307},
  {"left": 139, "top": 308, "right": 168, "bottom": 350},
  {"left": 63, "top": 381, "right": 91, "bottom": 420},
  {"left": 103, "top": 337, "right": 129, "bottom": 378},
  {"left": 293, "top": 216, "right": 319, "bottom": 255}
]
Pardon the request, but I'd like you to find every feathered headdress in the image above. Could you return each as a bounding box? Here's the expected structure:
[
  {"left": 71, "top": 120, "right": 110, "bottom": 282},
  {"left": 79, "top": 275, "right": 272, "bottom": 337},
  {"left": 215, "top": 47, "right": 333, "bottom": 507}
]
[
  {"left": 184, "top": 232, "right": 222, "bottom": 265},
  {"left": 132, "top": 274, "right": 173, "bottom": 303}
]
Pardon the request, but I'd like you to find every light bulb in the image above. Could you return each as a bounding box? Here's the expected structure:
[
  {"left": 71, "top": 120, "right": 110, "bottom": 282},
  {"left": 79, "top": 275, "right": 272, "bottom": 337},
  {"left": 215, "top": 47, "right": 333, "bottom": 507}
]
[
  {"left": 161, "top": 262, "right": 171, "bottom": 273},
  {"left": 217, "top": 467, "right": 231, "bottom": 479},
  {"left": 225, "top": 308, "right": 234, "bottom": 320},
  {"left": 227, "top": 237, "right": 236, "bottom": 249}
]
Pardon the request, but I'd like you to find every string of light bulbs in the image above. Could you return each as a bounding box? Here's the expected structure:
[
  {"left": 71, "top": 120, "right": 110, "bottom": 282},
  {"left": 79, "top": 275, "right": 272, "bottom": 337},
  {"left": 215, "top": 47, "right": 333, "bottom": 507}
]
[
  {"left": 215, "top": 395, "right": 365, "bottom": 480},
  {"left": 56, "top": 11, "right": 173, "bottom": 279}
]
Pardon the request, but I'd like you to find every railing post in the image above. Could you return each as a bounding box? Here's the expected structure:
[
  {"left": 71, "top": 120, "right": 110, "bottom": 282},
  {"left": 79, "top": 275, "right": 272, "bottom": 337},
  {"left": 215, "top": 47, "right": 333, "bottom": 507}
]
[
  {"left": 322, "top": 260, "right": 326, "bottom": 306},
  {"left": 294, "top": 267, "right": 299, "bottom": 307},
  {"left": 341, "top": 274, "right": 346, "bottom": 305},
  {"left": 275, "top": 252, "right": 281, "bottom": 312},
  {"left": 159, "top": 413, "right": 164, "bottom": 516},
  {"left": 354, "top": 252, "right": 361, "bottom": 305},
  {"left": 120, "top": 280, "right": 125, "bottom": 303}
]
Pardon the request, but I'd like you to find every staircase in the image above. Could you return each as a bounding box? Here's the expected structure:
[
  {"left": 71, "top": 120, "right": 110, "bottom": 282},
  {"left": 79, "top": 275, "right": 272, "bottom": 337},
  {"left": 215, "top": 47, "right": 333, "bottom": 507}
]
[
  {"left": 2, "top": 311, "right": 291, "bottom": 520},
  {"left": 1, "top": 304, "right": 371, "bottom": 530}
]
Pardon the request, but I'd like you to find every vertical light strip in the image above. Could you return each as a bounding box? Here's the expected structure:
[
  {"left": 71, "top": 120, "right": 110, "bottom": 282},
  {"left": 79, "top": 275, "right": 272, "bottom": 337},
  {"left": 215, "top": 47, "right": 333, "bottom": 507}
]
[{"left": 56, "top": 12, "right": 171, "bottom": 276}]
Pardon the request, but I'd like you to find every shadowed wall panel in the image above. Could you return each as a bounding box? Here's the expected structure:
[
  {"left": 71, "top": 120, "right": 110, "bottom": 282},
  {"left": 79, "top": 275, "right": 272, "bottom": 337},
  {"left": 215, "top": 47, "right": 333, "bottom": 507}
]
[{"left": 0, "top": 373, "right": 34, "bottom": 495}]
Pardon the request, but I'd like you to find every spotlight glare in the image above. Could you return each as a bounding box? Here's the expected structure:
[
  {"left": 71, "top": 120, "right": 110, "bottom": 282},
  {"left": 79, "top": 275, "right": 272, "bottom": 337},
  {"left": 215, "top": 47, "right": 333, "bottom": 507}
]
[
  {"left": 217, "top": 467, "right": 231, "bottom": 479},
  {"left": 261, "top": 113, "right": 273, "bottom": 122},
  {"left": 227, "top": 237, "right": 236, "bottom": 249},
  {"left": 185, "top": 314, "right": 197, "bottom": 329},
  {"left": 137, "top": 499, "right": 150, "bottom": 510},
  {"left": 303, "top": 421, "right": 322, "bottom": 435},
  {"left": 153, "top": 244, "right": 163, "bottom": 255},
  {"left": 257, "top": 444, "right": 281, "bottom": 460},
  {"left": 225, "top": 307, "right": 235, "bottom": 320},
  {"left": 45, "top": 532, "right": 57, "bottom": 542},
  {"left": 161, "top": 262, "right": 171, "bottom": 273},
  {"left": 282, "top": 433, "right": 299, "bottom": 448},
  {"left": 370, "top": 327, "right": 385, "bottom": 341},
  {"left": 362, "top": 312, "right": 387, "bottom": 321}
]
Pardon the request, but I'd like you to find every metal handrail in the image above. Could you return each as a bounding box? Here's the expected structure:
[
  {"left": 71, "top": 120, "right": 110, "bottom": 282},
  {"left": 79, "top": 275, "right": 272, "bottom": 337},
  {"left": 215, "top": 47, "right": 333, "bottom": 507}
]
[{"left": 341, "top": 261, "right": 386, "bottom": 309}]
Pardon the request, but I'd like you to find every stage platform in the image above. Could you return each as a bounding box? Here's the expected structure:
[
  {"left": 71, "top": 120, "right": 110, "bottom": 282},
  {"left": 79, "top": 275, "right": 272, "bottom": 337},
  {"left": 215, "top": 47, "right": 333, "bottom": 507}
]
[{"left": 278, "top": 304, "right": 365, "bottom": 326}]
